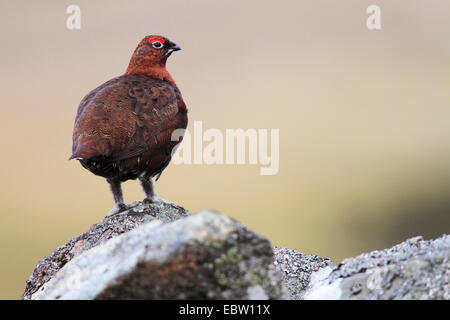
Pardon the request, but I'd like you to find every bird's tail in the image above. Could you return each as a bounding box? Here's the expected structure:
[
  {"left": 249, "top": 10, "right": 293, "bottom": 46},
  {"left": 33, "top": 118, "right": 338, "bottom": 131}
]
[{"left": 69, "top": 134, "right": 112, "bottom": 161}]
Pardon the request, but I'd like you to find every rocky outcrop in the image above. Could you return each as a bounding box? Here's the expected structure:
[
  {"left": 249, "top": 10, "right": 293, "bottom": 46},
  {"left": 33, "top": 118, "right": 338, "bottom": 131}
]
[
  {"left": 304, "top": 235, "right": 449, "bottom": 300},
  {"left": 273, "top": 247, "right": 333, "bottom": 300},
  {"left": 25, "top": 201, "right": 284, "bottom": 300},
  {"left": 23, "top": 199, "right": 449, "bottom": 300},
  {"left": 23, "top": 200, "right": 189, "bottom": 300}
]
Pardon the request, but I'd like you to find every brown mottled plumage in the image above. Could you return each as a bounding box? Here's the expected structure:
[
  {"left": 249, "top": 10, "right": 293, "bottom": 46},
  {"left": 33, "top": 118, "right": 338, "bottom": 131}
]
[{"left": 70, "top": 35, "right": 188, "bottom": 216}]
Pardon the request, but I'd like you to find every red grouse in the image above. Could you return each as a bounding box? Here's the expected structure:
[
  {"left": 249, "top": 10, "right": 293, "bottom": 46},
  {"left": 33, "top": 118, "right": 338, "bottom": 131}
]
[{"left": 70, "top": 35, "right": 188, "bottom": 216}]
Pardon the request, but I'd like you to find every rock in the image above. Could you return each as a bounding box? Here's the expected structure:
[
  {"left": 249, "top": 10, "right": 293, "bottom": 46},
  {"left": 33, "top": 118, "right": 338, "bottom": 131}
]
[
  {"left": 23, "top": 199, "right": 189, "bottom": 300},
  {"left": 304, "top": 235, "right": 450, "bottom": 300},
  {"left": 23, "top": 197, "right": 449, "bottom": 300},
  {"left": 28, "top": 209, "right": 285, "bottom": 300},
  {"left": 273, "top": 247, "right": 333, "bottom": 299}
]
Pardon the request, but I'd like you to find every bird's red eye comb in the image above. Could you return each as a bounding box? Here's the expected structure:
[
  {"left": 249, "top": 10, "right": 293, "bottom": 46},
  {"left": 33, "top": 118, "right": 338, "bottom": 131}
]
[{"left": 148, "top": 37, "right": 165, "bottom": 44}]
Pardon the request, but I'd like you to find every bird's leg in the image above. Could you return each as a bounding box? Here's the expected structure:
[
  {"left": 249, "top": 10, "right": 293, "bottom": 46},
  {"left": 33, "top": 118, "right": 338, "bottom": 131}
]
[
  {"left": 105, "top": 178, "right": 129, "bottom": 216},
  {"left": 139, "top": 175, "right": 157, "bottom": 203}
]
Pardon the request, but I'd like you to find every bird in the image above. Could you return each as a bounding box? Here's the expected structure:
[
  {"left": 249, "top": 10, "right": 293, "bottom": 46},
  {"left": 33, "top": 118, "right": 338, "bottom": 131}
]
[{"left": 70, "top": 35, "right": 188, "bottom": 216}]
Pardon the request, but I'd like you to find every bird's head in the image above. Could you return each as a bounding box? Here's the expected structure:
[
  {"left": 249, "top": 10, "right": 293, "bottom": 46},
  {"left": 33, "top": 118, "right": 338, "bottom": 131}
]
[{"left": 126, "top": 35, "right": 181, "bottom": 79}]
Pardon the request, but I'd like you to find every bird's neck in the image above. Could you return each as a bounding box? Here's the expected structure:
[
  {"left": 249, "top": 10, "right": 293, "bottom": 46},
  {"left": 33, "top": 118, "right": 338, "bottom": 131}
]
[{"left": 125, "top": 64, "right": 177, "bottom": 88}]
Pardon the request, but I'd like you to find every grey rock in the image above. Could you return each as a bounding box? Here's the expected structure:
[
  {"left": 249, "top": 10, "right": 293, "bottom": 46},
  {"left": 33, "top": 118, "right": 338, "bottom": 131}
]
[
  {"left": 23, "top": 199, "right": 189, "bottom": 300},
  {"left": 304, "top": 235, "right": 450, "bottom": 300},
  {"left": 23, "top": 197, "right": 448, "bottom": 300},
  {"left": 29, "top": 210, "right": 285, "bottom": 300},
  {"left": 272, "top": 247, "right": 333, "bottom": 299}
]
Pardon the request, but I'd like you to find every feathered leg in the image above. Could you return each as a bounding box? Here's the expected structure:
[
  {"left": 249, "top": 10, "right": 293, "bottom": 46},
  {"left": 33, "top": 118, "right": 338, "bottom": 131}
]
[
  {"left": 105, "top": 178, "right": 129, "bottom": 216},
  {"left": 139, "top": 175, "right": 156, "bottom": 203}
]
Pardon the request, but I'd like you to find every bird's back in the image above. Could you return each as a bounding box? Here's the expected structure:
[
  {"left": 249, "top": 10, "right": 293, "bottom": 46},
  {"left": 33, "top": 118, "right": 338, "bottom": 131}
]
[{"left": 71, "top": 74, "right": 187, "bottom": 181}]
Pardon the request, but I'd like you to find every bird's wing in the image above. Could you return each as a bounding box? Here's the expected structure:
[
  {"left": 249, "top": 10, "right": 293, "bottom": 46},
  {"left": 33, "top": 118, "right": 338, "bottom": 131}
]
[{"left": 71, "top": 75, "right": 183, "bottom": 161}]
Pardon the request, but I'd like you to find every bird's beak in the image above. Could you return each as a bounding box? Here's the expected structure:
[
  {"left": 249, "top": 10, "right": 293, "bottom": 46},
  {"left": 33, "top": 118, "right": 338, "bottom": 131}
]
[{"left": 166, "top": 44, "right": 181, "bottom": 56}]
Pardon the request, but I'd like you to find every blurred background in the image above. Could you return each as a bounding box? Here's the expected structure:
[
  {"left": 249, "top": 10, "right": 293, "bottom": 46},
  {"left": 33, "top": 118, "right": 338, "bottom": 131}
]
[{"left": 0, "top": 0, "right": 449, "bottom": 299}]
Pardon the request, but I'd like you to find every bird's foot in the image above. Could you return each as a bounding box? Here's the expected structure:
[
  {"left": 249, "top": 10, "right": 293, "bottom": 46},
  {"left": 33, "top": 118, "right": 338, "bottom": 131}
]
[
  {"left": 143, "top": 195, "right": 158, "bottom": 204},
  {"left": 105, "top": 203, "right": 130, "bottom": 217}
]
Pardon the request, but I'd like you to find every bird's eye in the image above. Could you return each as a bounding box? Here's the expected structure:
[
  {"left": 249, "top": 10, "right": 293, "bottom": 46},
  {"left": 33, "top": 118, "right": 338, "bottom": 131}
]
[{"left": 152, "top": 41, "right": 163, "bottom": 49}]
